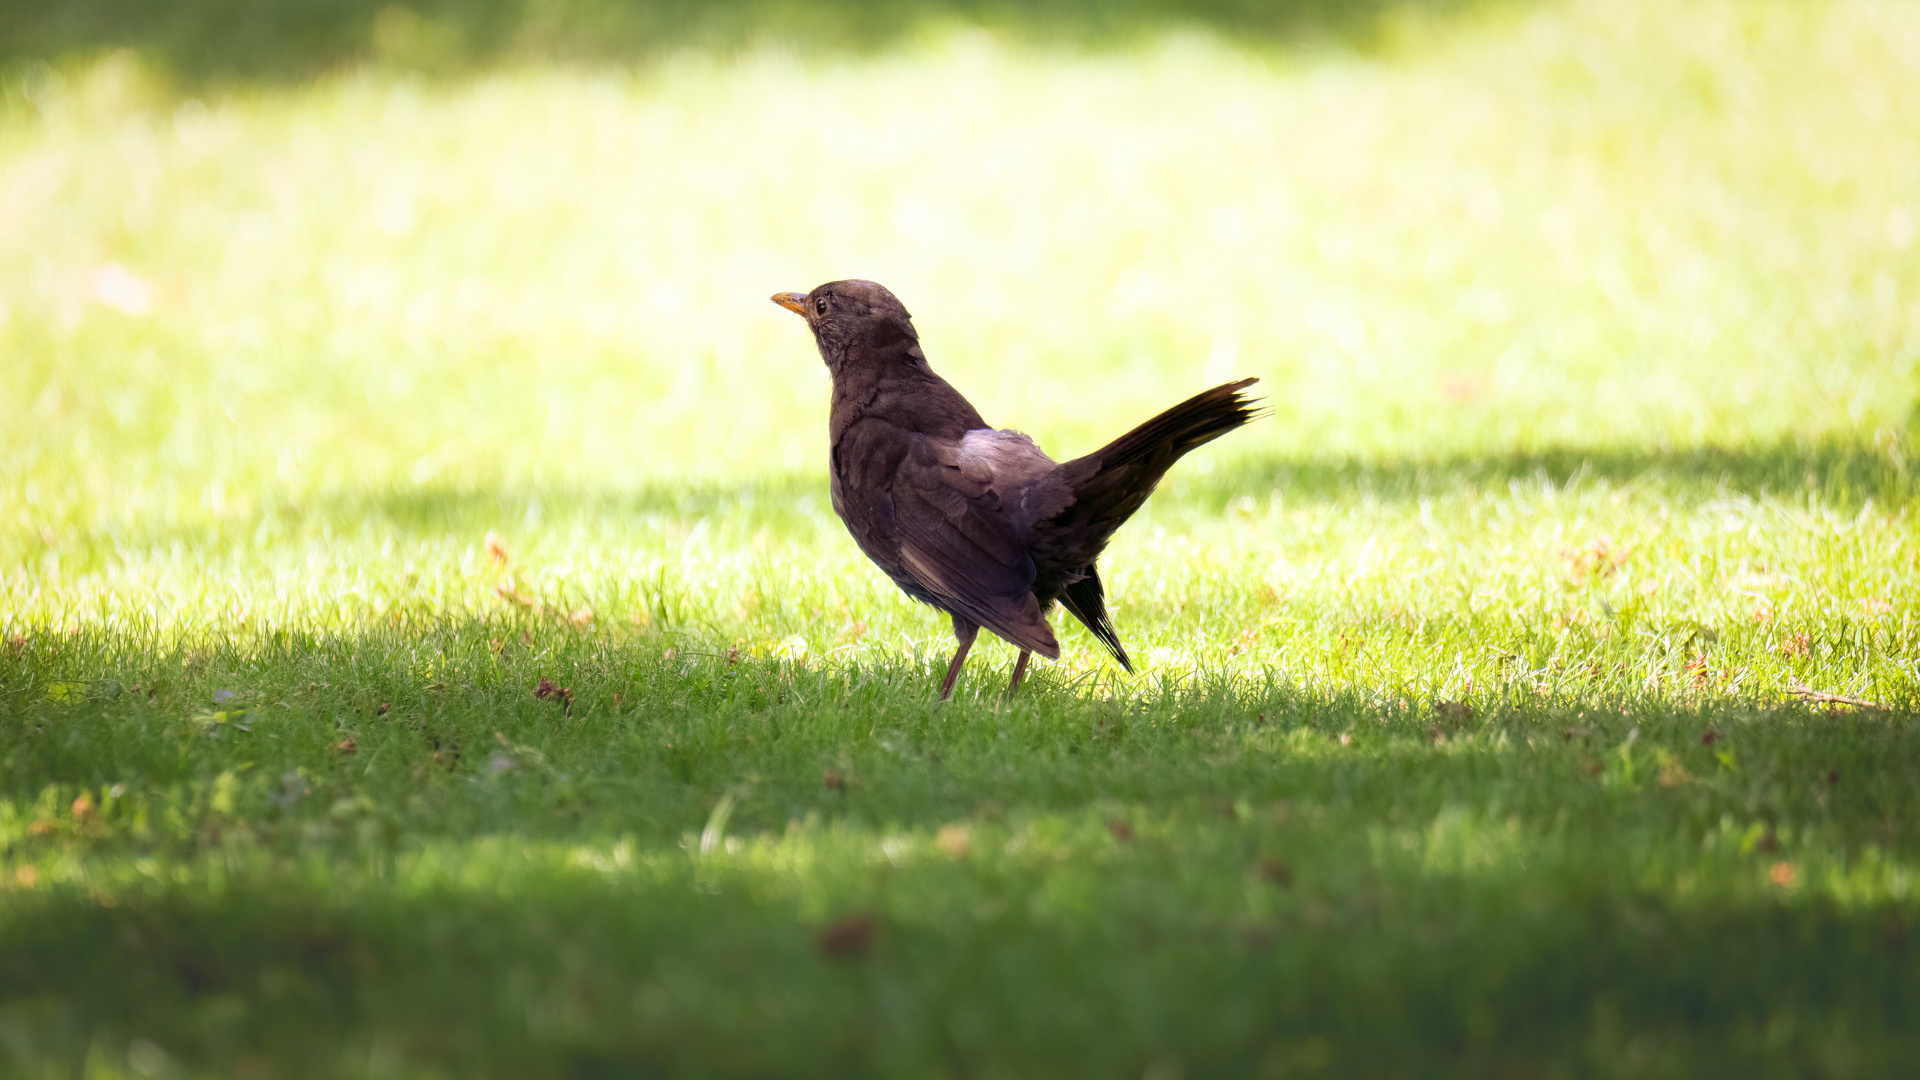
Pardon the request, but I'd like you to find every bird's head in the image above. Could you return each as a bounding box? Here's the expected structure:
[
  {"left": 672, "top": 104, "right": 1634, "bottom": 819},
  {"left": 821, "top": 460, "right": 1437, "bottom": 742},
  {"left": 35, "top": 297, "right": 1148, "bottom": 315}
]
[{"left": 771, "top": 279, "right": 920, "bottom": 369}]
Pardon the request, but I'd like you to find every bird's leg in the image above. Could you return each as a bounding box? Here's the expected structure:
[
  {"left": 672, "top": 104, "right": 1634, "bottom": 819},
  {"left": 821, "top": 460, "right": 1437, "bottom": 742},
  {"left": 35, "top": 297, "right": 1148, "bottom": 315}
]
[
  {"left": 1005, "top": 650, "right": 1033, "bottom": 699},
  {"left": 939, "top": 619, "right": 980, "bottom": 701}
]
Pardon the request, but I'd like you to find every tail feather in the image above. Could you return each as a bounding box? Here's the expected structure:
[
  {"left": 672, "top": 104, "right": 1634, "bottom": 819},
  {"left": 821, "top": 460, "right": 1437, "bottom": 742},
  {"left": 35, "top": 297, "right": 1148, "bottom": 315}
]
[
  {"left": 1057, "top": 568, "right": 1132, "bottom": 672},
  {"left": 1045, "top": 378, "right": 1262, "bottom": 564}
]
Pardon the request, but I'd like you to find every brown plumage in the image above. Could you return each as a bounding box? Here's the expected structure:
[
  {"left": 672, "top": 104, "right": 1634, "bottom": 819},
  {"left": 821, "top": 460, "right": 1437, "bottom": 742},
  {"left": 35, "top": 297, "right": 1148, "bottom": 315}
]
[{"left": 772, "top": 279, "right": 1260, "bottom": 699}]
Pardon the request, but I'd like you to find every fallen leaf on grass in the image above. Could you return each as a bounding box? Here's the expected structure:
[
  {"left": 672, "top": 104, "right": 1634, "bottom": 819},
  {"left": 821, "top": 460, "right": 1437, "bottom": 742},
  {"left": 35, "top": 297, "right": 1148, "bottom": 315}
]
[
  {"left": 936, "top": 825, "right": 971, "bottom": 858},
  {"left": 817, "top": 914, "right": 875, "bottom": 959},
  {"left": 495, "top": 583, "right": 541, "bottom": 608},
  {"left": 333, "top": 739, "right": 357, "bottom": 755},
  {"left": 534, "top": 678, "right": 575, "bottom": 716},
  {"left": 485, "top": 531, "right": 510, "bottom": 565},
  {"left": 1560, "top": 537, "right": 1629, "bottom": 581},
  {"left": 1769, "top": 861, "right": 1799, "bottom": 888},
  {"left": 1227, "top": 625, "right": 1262, "bottom": 657},
  {"left": 1105, "top": 818, "right": 1135, "bottom": 842},
  {"left": 1255, "top": 857, "right": 1294, "bottom": 887}
]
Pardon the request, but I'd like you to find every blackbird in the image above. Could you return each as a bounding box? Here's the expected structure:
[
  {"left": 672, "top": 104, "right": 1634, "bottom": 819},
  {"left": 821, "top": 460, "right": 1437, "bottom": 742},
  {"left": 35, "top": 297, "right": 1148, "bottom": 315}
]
[{"left": 772, "top": 279, "right": 1260, "bottom": 699}]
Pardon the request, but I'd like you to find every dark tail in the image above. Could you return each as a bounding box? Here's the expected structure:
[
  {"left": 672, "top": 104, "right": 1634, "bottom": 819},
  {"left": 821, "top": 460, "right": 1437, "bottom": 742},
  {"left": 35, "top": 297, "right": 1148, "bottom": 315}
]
[
  {"left": 1038, "top": 378, "right": 1261, "bottom": 669},
  {"left": 1047, "top": 378, "right": 1262, "bottom": 565},
  {"left": 1057, "top": 568, "right": 1133, "bottom": 672}
]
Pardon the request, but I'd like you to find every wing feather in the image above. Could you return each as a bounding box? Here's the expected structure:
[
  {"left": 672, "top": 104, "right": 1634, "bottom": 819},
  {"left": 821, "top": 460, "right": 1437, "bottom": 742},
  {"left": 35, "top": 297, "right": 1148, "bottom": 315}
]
[{"left": 890, "top": 431, "right": 1067, "bottom": 656}]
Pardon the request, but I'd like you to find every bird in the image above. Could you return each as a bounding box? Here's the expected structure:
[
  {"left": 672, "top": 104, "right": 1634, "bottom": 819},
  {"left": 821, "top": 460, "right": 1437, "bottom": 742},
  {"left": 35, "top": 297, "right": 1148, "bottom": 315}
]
[{"left": 771, "top": 279, "right": 1260, "bottom": 699}]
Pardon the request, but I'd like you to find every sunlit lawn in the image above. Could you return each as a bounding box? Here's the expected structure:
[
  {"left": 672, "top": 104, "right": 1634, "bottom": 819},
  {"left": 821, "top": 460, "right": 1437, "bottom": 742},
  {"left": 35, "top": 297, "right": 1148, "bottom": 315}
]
[{"left": 3, "top": 0, "right": 1918, "bottom": 1075}]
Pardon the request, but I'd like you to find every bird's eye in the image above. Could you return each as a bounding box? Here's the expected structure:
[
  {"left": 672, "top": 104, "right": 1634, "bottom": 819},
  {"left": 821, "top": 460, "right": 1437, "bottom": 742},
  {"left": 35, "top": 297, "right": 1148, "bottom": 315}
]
[{"left": 815, "top": 296, "right": 828, "bottom": 315}]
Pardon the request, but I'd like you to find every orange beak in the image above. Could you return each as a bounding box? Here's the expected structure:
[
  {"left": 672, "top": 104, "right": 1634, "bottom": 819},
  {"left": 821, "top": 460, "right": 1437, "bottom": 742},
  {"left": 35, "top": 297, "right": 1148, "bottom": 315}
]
[{"left": 771, "top": 292, "right": 809, "bottom": 316}]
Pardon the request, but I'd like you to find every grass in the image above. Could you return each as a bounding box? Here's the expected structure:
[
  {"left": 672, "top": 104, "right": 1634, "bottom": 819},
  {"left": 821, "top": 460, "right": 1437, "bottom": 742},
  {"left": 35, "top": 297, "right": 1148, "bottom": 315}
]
[{"left": 3, "top": 0, "right": 1919, "bottom": 1075}]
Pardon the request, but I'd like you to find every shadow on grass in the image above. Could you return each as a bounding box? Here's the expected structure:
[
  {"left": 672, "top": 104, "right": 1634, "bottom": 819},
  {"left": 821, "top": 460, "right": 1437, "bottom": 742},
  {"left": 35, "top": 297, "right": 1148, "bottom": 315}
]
[
  {"left": 337, "top": 436, "right": 1911, "bottom": 537},
  {"left": 0, "top": 0, "right": 1507, "bottom": 87},
  {"left": 4, "top": 565, "right": 1916, "bottom": 1074},
  {"left": 2, "top": 629, "right": 1916, "bottom": 1075},
  {"left": 8, "top": 436, "right": 1906, "bottom": 573},
  {"left": 0, "top": 858, "right": 1914, "bottom": 1078},
  {"left": 1179, "top": 436, "right": 1916, "bottom": 511}
]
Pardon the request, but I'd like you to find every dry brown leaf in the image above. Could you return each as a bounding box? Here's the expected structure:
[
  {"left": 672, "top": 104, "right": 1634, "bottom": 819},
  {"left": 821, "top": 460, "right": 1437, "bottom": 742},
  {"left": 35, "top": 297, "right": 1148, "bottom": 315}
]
[
  {"left": 1560, "top": 537, "right": 1630, "bottom": 580},
  {"left": 816, "top": 914, "right": 875, "bottom": 959},
  {"left": 936, "top": 825, "right": 971, "bottom": 858},
  {"left": 534, "top": 678, "right": 575, "bottom": 716},
  {"left": 1255, "top": 857, "right": 1294, "bottom": 887}
]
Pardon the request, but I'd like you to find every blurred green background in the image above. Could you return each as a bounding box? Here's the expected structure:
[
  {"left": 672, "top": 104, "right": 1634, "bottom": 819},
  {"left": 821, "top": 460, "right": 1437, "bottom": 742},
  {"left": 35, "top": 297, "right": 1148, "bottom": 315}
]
[{"left": 2, "top": 3, "right": 1918, "bottom": 1075}]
